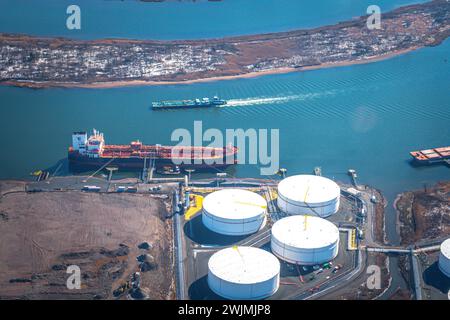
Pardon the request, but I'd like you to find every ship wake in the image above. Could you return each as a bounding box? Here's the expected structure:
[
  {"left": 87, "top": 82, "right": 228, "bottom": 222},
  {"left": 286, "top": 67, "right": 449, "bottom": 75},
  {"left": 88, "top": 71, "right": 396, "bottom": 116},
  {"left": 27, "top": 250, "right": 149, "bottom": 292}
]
[{"left": 224, "top": 91, "right": 338, "bottom": 108}]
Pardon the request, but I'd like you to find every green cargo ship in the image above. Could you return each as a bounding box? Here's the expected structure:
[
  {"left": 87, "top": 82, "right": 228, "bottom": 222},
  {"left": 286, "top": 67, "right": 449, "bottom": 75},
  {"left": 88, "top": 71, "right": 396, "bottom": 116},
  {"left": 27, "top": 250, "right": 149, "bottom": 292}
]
[{"left": 151, "top": 96, "right": 227, "bottom": 110}]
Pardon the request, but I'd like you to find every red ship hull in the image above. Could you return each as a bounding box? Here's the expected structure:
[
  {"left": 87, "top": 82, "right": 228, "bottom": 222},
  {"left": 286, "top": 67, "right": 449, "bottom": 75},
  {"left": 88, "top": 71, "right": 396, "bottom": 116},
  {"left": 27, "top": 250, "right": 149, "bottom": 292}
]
[
  {"left": 68, "top": 146, "right": 238, "bottom": 172},
  {"left": 69, "top": 130, "right": 238, "bottom": 172}
]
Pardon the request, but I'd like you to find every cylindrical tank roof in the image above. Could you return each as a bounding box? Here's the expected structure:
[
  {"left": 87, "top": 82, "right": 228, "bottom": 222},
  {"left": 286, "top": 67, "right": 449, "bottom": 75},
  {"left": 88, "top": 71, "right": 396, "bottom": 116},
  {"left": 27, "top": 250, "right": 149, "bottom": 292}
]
[
  {"left": 441, "top": 239, "right": 450, "bottom": 258},
  {"left": 271, "top": 215, "right": 339, "bottom": 250},
  {"left": 202, "top": 189, "right": 267, "bottom": 221},
  {"left": 439, "top": 238, "right": 450, "bottom": 278},
  {"left": 278, "top": 175, "right": 340, "bottom": 205},
  {"left": 208, "top": 246, "right": 280, "bottom": 285}
]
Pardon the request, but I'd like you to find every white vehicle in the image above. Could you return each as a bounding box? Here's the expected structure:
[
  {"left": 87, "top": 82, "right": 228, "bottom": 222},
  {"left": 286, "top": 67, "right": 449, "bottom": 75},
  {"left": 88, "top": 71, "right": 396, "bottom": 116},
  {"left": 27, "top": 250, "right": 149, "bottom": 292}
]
[
  {"left": 82, "top": 185, "right": 101, "bottom": 192},
  {"left": 370, "top": 195, "right": 378, "bottom": 203},
  {"left": 126, "top": 186, "right": 138, "bottom": 193}
]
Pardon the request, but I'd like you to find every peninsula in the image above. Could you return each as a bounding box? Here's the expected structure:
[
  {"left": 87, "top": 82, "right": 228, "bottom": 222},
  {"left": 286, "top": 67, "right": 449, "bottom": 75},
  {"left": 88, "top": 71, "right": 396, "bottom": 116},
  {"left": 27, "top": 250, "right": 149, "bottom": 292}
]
[{"left": 0, "top": 0, "right": 449, "bottom": 88}]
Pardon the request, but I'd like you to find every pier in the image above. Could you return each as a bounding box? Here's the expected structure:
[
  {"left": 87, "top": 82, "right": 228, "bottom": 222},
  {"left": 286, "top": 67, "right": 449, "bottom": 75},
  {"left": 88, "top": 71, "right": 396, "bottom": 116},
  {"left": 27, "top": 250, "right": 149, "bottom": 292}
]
[
  {"left": 348, "top": 169, "right": 359, "bottom": 189},
  {"left": 141, "top": 157, "right": 157, "bottom": 183}
]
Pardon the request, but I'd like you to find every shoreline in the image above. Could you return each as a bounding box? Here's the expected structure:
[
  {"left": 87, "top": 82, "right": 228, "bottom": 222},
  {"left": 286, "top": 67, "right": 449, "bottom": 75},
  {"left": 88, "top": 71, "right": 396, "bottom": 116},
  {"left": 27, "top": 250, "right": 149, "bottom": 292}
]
[
  {"left": 0, "top": 46, "right": 418, "bottom": 89},
  {"left": 1, "top": 0, "right": 448, "bottom": 90}
]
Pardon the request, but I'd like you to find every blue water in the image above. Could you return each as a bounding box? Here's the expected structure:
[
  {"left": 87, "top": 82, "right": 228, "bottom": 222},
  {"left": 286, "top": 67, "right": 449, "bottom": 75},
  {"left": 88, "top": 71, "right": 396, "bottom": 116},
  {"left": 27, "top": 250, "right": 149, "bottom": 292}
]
[
  {"left": 0, "top": 1, "right": 448, "bottom": 225},
  {"left": 0, "top": 0, "right": 426, "bottom": 40},
  {"left": 0, "top": 0, "right": 448, "bottom": 296},
  {"left": 1, "top": 39, "right": 448, "bottom": 192}
]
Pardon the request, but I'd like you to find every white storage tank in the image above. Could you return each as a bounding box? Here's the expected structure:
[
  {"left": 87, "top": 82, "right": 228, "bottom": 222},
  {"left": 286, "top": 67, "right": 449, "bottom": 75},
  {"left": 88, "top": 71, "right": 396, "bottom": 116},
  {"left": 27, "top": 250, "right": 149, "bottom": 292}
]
[
  {"left": 202, "top": 189, "right": 267, "bottom": 236},
  {"left": 208, "top": 246, "right": 280, "bottom": 300},
  {"left": 439, "top": 238, "right": 450, "bottom": 278},
  {"left": 277, "top": 174, "right": 340, "bottom": 217},
  {"left": 271, "top": 215, "right": 339, "bottom": 265}
]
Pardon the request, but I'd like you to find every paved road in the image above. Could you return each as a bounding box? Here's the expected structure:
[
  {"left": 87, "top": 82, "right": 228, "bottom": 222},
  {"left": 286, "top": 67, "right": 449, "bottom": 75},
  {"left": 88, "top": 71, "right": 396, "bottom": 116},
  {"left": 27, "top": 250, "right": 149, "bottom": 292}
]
[
  {"left": 293, "top": 247, "right": 364, "bottom": 300},
  {"left": 172, "top": 185, "right": 187, "bottom": 300}
]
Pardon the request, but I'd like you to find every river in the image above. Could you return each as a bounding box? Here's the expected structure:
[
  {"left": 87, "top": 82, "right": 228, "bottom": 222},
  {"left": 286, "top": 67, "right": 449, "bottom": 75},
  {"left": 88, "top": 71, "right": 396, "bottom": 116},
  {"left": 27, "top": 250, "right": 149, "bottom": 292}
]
[{"left": 0, "top": 0, "right": 448, "bottom": 298}]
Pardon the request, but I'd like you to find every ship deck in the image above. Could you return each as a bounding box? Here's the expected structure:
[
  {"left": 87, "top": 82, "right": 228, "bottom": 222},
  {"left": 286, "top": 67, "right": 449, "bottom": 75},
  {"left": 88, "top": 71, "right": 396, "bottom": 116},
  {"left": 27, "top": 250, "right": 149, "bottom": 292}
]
[
  {"left": 410, "top": 146, "right": 450, "bottom": 161},
  {"left": 151, "top": 102, "right": 215, "bottom": 109},
  {"left": 71, "top": 145, "right": 238, "bottom": 160}
]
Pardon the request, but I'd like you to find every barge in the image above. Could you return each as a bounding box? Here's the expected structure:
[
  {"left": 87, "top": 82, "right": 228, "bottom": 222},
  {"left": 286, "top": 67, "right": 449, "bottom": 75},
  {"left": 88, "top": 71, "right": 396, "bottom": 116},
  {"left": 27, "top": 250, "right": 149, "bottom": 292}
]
[{"left": 151, "top": 96, "right": 226, "bottom": 110}]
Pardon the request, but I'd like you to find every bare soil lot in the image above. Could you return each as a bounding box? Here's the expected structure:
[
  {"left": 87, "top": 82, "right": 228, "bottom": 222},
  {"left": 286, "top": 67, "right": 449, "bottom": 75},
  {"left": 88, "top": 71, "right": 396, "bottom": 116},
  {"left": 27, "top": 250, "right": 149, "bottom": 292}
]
[
  {"left": 396, "top": 181, "right": 450, "bottom": 245},
  {"left": 0, "top": 181, "right": 174, "bottom": 299}
]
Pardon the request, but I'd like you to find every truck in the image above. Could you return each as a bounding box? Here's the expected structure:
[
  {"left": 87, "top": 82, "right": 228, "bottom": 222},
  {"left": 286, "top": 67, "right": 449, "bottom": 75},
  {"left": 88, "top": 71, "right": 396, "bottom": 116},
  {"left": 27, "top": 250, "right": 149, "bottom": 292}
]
[
  {"left": 116, "top": 186, "right": 126, "bottom": 192},
  {"left": 322, "top": 262, "right": 331, "bottom": 269},
  {"left": 126, "top": 186, "right": 138, "bottom": 193},
  {"left": 82, "top": 185, "right": 101, "bottom": 192}
]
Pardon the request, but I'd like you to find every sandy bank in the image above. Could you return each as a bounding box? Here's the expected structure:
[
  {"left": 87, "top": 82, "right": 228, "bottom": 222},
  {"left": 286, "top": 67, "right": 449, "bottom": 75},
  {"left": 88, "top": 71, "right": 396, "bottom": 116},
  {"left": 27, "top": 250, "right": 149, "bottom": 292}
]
[{"left": 0, "top": 47, "right": 418, "bottom": 89}]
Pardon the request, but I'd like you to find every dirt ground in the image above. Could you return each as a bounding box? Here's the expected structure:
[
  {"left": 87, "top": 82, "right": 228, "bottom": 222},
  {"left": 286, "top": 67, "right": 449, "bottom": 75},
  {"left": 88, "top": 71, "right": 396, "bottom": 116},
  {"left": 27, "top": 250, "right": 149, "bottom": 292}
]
[
  {"left": 396, "top": 181, "right": 450, "bottom": 245},
  {"left": 389, "top": 288, "right": 413, "bottom": 300},
  {"left": 0, "top": 181, "right": 174, "bottom": 300}
]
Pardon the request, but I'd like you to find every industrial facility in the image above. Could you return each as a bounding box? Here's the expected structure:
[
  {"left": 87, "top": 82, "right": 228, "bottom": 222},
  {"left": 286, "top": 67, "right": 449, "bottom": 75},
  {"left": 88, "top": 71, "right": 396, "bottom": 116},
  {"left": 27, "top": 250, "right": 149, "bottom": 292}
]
[
  {"left": 202, "top": 189, "right": 267, "bottom": 236},
  {"left": 438, "top": 238, "right": 450, "bottom": 278},
  {"left": 277, "top": 175, "right": 340, "bottom": 217},
  {"left": 207, "top": 246, "right": 280, "bottom": 300},
  {"left": 271, "top": 215, "right": 340, "bottom": 265}
]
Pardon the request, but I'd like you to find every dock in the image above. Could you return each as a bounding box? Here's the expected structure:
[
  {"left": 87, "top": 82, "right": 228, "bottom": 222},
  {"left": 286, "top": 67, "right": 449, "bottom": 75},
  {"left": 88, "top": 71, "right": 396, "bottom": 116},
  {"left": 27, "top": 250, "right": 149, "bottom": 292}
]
[
  {"left": 348, "top": 169, "right": 359, "bottom": 189},
  {"left": 141, "top": 157, "right": 156, "bottom": 183}
]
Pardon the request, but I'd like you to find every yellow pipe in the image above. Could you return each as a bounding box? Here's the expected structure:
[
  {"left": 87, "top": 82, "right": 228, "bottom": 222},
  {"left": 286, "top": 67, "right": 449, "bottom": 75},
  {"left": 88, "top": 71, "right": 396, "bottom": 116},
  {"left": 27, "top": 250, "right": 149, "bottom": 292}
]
[{"left": 234, "top": 201, "right": 267, "bottom": 209}]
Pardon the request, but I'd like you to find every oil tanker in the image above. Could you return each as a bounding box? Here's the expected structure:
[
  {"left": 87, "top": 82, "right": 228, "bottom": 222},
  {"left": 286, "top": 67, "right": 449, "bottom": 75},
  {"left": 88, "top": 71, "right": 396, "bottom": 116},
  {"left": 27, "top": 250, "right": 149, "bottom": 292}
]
[
  {"left": 151, "top": 96, "right": 226, "bottom": 110},
  {"left": 68, "top": 129, "right": 238, "bottom": 171}
]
